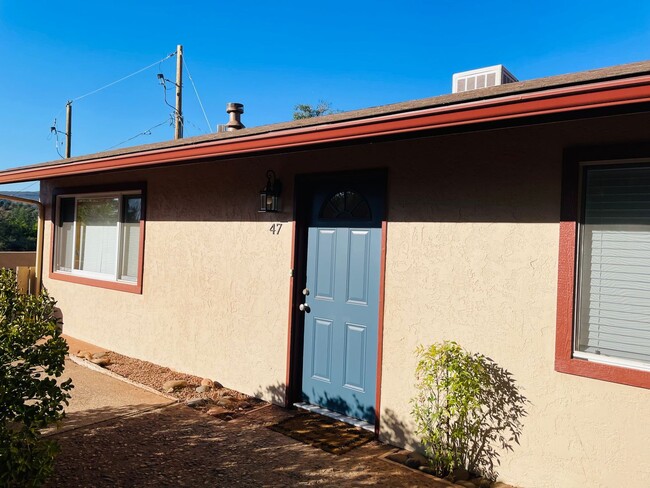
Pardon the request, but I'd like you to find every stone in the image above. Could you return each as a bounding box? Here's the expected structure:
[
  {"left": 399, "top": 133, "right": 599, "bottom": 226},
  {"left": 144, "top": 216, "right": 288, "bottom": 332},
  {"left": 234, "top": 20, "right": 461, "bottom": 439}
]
[
  {"left": 491, "top": 483, "right": 513, "bottom": 488},
  {"left": 474, "top": 478, "right": 492, "bottom": 488},
  {"left": 452, "top": 467, "right": 471, "bottom": 481},
  {"left": 206, "top": 406, "right": 230, "bottom": 417},
  {"left": 408, "top": 452, "right": 429, "bottom": 466},
  {"left": 386, "top": 453, "right": 409, "bottom": 465},
  {"left": 90, "top": 357, "right": 110, "bottom": 366},
  {"left": 405, "top": 458, "right": 421, "bottom": 469},
  {"left": 78, "top": 350, "right": 93, "bottom": 360},
  {"left": 213, "top": 381, "right": 224, "bottom": 389},
  {"left": 215, "top": 397, "right": 237, "bottom": 408},
  {"left": 92, "top": 351, "right": 107, "bottom": 359},
  {"left": 200, "top": 378, "right": 214, "bottom": 388},
  {"left": 456, "top": 481, "right": 476, "bottom": 488},
  {"left": 185, "top": 398, "right": 207, "bottom": 408},
  {"left": 195, "top": 385, "right": 209, "bottom": 393},
  {"left": 418, "top": 466, "right": 437, "bottom": 475},
  {"left": 162, "top": 380, "right": 188, "bottom": 392}
]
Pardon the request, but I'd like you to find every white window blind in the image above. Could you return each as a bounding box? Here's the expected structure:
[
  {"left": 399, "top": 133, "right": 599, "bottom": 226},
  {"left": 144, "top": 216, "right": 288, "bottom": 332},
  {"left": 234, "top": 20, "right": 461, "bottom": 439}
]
[
  {"left": 577, "top": 166, "right": 650, "bottom": 367},
  {"left": 55, "top": 192, "right": 142, "bottom": 285}
]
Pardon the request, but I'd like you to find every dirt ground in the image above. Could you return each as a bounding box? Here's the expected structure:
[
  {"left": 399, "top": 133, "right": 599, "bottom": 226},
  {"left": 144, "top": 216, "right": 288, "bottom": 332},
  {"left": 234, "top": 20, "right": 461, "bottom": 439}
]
[{"left": 46, "top": 402, "right": 451, "bottom": 487}]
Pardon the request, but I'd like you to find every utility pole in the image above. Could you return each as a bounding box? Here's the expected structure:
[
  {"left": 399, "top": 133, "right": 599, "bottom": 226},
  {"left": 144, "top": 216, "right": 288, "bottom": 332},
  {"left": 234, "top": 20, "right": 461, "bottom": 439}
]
[
  {"left": 174, "top": 44, "right": 183, "bottom": 139},
  {"left": 65, "top": 101, "right": 72, "bottom": 158}
]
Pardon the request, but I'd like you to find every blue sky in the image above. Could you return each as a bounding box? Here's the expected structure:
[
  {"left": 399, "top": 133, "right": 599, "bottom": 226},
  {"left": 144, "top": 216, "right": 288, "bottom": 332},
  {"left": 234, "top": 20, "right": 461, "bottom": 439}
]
[{"left": 1, "top": 1, "right": 650, "bottom": 190}]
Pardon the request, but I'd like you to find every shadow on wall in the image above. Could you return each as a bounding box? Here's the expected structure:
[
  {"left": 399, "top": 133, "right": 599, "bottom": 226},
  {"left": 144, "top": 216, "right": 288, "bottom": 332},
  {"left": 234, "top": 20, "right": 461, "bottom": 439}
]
[{"left": 40, "top": 123, "right": 584, "bottom": 225}]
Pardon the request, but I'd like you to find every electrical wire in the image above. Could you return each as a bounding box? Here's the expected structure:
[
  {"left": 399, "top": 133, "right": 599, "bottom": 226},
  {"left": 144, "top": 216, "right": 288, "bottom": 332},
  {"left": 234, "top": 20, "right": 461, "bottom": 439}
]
[
  {"left": 48, "top": 118, "right": 65, "bottom": 159},
  {"left": 183, "top": 58, "right": 212, "bottom": 132},
  {"left": 73, "top": 52, "right": 175, "bottom": 102},
  {"left": 106, "top": 117, "right": 173, "bottom": 150}
]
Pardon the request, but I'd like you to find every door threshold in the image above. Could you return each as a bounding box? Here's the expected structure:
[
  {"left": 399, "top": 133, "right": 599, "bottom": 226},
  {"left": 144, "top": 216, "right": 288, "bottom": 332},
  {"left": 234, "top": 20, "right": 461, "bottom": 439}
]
[{"left": 293, "top": 402, "right": 375, "bottom": 432}]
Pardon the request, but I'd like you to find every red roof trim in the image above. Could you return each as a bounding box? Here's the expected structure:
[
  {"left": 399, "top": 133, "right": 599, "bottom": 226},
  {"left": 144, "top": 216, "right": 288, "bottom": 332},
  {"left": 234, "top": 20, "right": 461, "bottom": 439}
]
[{"left": 3, "top": 75, "right": 650, "bottom": 184}]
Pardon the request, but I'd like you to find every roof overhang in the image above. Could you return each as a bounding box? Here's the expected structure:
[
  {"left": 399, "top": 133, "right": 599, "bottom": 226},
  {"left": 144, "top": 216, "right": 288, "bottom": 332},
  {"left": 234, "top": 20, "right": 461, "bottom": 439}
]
[{"left": 2, "top": 74, "right": 650, "bottom": 184}]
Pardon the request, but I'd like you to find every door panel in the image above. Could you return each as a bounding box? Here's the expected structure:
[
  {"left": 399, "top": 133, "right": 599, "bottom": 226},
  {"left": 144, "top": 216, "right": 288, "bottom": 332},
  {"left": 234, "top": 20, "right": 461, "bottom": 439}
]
[{"left": 301, "top": 175, "right": 383, "bottom": 424}]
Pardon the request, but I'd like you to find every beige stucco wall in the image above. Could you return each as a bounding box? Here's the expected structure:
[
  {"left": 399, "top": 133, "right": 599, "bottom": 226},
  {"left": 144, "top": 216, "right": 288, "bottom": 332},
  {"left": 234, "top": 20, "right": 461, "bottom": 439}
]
[{"left": 41, "top": 112, "right": 650, "bottom": 487}]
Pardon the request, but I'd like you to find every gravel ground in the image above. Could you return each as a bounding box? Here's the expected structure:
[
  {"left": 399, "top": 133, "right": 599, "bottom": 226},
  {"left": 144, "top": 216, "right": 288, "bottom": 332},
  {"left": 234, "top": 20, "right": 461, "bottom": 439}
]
[{"left": 87, "top": 351, "right": 264, "bottom": 419}]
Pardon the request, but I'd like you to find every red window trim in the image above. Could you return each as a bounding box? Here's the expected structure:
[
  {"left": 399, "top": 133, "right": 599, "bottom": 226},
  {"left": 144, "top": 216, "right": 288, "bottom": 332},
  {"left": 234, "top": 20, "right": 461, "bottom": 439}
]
[
  {"left": 555, "top": 147, "right": 650, "bottom": 389},
  {"left": 48, "top": 183, "right": 146, "bottom": 295}
]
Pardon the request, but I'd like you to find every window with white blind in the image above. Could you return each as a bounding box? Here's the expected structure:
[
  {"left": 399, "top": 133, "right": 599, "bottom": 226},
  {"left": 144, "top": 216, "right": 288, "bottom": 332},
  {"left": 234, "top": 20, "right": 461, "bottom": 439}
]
[
  {"left": 54, "top": 191, "right": 143, "bottom": 286},
  {"left": 576, "top": 165, "right": 650, "bottom": 371}
]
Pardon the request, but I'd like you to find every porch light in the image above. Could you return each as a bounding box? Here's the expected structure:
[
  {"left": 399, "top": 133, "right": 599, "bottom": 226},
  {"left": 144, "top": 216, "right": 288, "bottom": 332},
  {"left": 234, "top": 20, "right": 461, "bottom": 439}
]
[{"left": 259, "top": 170, "right": 282, "bottom": 213}]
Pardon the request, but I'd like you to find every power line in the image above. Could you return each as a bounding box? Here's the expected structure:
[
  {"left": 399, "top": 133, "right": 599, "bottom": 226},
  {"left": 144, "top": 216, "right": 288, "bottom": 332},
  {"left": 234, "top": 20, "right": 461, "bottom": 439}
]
[
  {"left": 73, "top": 52, "right": 175, "bottom": 103},
  {"left": 183, "top": 58, "right": 212, "bottom": 132},
  {"left": 106, "top": 117, "right": 173, "bottom": 150}
]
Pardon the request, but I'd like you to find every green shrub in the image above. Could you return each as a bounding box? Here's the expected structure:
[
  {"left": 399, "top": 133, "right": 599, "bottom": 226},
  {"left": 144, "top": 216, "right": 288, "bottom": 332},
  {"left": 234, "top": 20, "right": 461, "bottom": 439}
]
[
  {"left": 411, "top": 341, "right": 527, "bottom": 480},
  {"left": 0, "top": 269, "right": 73, "bottom": 486}
]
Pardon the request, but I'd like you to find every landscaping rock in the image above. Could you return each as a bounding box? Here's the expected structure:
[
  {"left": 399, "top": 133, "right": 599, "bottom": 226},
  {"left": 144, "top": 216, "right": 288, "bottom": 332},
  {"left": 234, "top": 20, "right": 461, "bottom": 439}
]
[
  {"left": 452, "top": 467, "right": 471, "bottom": 481},
  {"left": 491, "top": 483, "right": 514, "bottom": 488},
  {"left": 405, "top": 458, "right": 421, "bottom": 469},
  {"left": 90, "top": 357, "right": 111, "bottom": 367},
  {"left": 469, "top": 477, "right": 491, "bottom": 488},
  {"left": 92, "top": 352, "right": 107, "bottom": 359},
  {"left": 418, "top": 466, "right": 437, "bottom": 475},
  {"left": 213, "top": 381, "right": 224, "bottom": 389},
  {"left": 386, "top": 453, "right": 409, "bottom": 464},
  {"left": 215, "top": 396, "right": 237, "bottom": 408},
  {"left": 185, "top": 398, "right": 208, "bottom": 408},
  {"left": 200, "top": 378, "right": 214, "bottom": 389},
  {"left": 456, "top": 481, "right": 476, "bottom": 488},
  {"left": 77, "top": 350, "right": 93, "bottom": 360},
  {"left": 408, "top": 452, "right": 428, "bottom": 466},
  {"left": 195, "top": 385, "right": 209, "bottom": 393},
  {"left": 206, "top": 406, "right": 230, "bottom": 417},
  {"left": 162, "top": 380, "right": 188, "bottom": 392}
]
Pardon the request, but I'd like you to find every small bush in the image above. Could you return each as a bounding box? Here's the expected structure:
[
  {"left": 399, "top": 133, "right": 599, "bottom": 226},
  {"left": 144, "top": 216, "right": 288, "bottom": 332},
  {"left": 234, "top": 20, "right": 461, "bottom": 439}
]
[
  {"left": 0, "top": 269, "right": 73, "bottom": 486},
  {"left": 411, "top": 341, "right": 527, "bottom": 480}
]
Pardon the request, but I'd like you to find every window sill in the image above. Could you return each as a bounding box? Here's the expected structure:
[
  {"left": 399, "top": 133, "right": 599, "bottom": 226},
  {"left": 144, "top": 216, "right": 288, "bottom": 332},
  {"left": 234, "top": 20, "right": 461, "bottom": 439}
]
[
  {"left": 555, "top": 356, "right": 650, "bottom": 389},
  {"left": 49, "top": 270, "right": 142, "bottom": 294}
]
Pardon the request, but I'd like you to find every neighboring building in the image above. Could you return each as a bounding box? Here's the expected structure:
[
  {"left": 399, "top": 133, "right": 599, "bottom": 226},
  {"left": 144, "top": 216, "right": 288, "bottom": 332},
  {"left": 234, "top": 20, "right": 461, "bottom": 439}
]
[{"left": 1, "top": 61, "right": 650, "bottom": 487}]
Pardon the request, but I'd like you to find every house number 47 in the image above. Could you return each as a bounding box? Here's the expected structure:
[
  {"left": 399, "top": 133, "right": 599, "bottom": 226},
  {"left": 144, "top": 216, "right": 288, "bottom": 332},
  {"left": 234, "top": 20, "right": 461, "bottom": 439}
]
[{"left": 269, "top": 223, "right": 283, "bottom": 235}]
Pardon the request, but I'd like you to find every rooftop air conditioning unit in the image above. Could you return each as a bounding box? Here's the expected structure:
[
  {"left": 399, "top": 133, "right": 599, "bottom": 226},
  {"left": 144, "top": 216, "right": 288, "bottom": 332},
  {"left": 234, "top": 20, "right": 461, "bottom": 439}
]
[{"left": 452, "top": 65, "right": 517, "bottom": 94}]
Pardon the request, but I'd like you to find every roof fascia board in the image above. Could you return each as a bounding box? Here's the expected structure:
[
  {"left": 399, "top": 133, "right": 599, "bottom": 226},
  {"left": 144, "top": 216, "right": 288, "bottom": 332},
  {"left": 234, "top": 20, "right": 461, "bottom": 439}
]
[{"left": 3, "top": 74, "right": 650, "bottom": 184}]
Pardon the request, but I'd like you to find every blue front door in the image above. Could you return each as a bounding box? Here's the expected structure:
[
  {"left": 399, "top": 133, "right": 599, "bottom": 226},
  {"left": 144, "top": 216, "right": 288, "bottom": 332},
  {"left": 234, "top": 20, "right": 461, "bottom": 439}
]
[{"left": 301, "top": 177, "right": 384, "bottom": 424}]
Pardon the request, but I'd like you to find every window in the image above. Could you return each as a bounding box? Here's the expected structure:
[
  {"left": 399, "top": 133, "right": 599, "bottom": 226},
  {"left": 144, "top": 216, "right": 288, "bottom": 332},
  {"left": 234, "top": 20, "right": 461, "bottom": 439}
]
[
  {"left": 576, "top": 165, "right": 650, "bottom": 370},
  {"left": 556, "top": 156, "right": 650, "bottom": 389},
  {"left": 53, "top": 189, "right": 144, "bottom": 292}
]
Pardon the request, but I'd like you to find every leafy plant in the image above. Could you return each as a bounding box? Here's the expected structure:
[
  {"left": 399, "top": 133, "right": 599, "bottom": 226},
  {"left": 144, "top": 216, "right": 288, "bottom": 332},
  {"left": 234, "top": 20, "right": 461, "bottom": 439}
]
[
  {"left": 411, "top": 341, "right": 527, "bottom": 480},
  {"left": 0, "top": 269, "right": 73, "bottom": 486}
]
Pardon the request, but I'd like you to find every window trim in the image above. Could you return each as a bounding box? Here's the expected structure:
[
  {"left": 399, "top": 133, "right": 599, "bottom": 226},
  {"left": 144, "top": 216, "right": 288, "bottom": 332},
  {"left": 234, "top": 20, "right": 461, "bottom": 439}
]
[
  {"left": 49, "top": 184, "right": 146, "bottom": 294},
  {"left": 555, "top": 147, "right": 650, "bottom": 389}
]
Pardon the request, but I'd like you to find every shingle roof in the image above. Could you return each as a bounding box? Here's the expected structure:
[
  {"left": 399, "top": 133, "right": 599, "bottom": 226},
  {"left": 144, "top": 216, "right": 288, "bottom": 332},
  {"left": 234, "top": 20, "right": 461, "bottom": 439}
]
[{"left": 4, "top": 59, "right": 650, "bottom": 177}]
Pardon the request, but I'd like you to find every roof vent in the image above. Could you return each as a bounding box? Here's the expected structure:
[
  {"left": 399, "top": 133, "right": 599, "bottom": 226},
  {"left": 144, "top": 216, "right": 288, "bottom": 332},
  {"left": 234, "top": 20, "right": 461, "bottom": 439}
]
[
  {"left": 218, "top": 102, "right": 245, "bottom": 132},
  {"left": 452, "top": 65, "right": 517, "bottom": 94}
]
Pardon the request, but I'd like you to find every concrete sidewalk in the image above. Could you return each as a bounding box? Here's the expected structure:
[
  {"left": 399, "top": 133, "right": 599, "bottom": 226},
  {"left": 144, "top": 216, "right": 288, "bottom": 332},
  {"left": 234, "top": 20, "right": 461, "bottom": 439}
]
[{"left": 44, "top": 359, "right": 173, "bottom": 436}]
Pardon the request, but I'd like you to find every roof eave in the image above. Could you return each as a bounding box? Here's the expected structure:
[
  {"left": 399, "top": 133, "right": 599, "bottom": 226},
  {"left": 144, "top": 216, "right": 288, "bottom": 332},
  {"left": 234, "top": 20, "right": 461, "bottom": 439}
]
[{"left": 2, "top": 73, "right": 650, "bottom": 184}]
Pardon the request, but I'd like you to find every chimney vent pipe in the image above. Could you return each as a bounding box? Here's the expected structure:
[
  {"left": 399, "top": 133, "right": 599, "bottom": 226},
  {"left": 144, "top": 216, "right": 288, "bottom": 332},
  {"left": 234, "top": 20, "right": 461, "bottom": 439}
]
[{"left": 225, "top": 102, "right": 245, "bottom": 131}]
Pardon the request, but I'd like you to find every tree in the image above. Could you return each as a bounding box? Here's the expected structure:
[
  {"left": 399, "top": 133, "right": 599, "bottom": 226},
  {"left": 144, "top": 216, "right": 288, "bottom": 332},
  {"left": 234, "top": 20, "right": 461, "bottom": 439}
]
[
  {"left": 293, "top": 100, "right": 338, "bottom": 120},
  {"left": 0, "top": 269, "right": 73, "bottom": 485},
  {"left": 0, "top": 201, "right": 38, "bottom": 252}
]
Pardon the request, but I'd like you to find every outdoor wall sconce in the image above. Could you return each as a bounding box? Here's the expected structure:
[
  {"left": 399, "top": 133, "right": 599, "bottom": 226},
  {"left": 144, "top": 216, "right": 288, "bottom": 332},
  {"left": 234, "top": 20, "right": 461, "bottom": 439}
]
[{"left": 259, "top": 170, "right": 282, "bottom": 213}]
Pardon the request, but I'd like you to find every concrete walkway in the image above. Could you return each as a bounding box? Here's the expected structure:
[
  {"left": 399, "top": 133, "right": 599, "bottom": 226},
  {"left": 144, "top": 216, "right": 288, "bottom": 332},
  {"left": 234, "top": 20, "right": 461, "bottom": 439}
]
[{"left": 44, "top": 359, "right": 173, "bottom": 435}]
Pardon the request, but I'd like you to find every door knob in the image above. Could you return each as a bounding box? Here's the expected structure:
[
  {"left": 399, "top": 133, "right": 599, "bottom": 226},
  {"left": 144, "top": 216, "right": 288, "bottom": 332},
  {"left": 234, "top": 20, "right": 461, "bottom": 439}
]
[
  {"left": 303, "top": 288, "right": 310, "bottom": 296},
  {"left": 299, "top": 303, "right": 311, "bottom": 313}
]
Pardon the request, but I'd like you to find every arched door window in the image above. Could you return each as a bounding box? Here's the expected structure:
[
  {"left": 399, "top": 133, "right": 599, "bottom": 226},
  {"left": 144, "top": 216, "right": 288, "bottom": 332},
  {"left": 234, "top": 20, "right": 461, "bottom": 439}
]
[{"left": 319, "top": 190, "right": 372, "bottom": 220}]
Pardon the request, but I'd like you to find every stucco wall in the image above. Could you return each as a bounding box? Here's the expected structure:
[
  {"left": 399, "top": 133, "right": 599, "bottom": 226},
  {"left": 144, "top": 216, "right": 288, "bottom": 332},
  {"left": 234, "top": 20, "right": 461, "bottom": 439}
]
[{"left": 41, "top": 112, "right": 650, "bottom": 487}]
